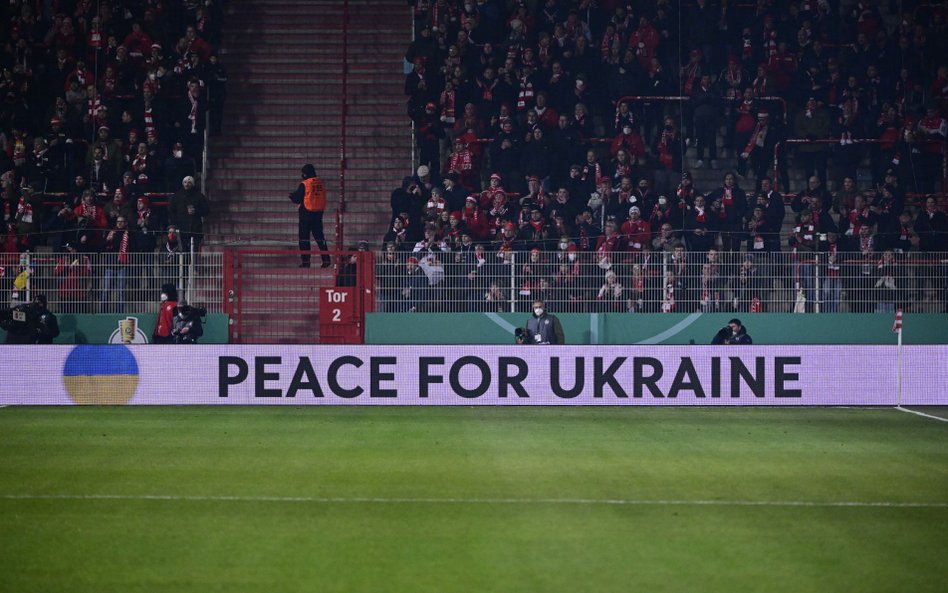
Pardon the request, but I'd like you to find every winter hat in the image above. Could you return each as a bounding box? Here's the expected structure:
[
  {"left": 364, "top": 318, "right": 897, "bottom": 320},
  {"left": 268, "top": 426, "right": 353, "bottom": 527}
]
[
  {"left": 161, "top": 283, "right": 179, "bottom": 301},
  {"left": 301, "top": 164, "right": 316, "bottom": 178}
]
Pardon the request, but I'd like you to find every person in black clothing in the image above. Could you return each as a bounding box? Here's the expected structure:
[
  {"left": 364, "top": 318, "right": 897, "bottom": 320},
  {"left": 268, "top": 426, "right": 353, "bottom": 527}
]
[
  {"left": 1, "top": 295, "right": 59, "bottom": 344},
  {"left": 690, "top": 75, "right": 723, "bottom": 167},
  {"left": 171, "top": 299, "right": 207, "bottom": 344},
  {"left": 289, "top": 164, "right": 331, "bottom": 268},
  {"left": 32, "top": 295, "right": 60, "bottom": 344},
  {"left": 712, "top": 318, "right": 753, "bottom": 345},
  {"left": 336, "top": 241, "right": 368, "bottom": 287}
]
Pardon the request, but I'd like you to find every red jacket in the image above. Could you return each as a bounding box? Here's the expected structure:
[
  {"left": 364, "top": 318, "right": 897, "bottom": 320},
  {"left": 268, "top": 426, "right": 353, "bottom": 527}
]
[{"left": 154, "top": 300, "right": 178, "bottom": 338}]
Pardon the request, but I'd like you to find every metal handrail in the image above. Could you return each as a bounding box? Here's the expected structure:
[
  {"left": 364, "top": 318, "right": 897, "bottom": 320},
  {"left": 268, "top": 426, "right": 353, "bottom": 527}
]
[
  {"left": 772, "top": 137, "right": 948, "bottom": 194},
  {"left": 616, "top": 95, "right": 789, "bottom": 124},
  {"left": 335, "top": 0, "right": 351, "bottom": 250}
]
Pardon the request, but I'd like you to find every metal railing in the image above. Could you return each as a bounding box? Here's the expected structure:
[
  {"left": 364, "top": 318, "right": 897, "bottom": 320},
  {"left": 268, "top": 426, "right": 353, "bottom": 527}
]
[
  {"left": 616, "top": 95, "right": 789, "bottom": 124},
  {"left": 3, "top": 249, "right": 224, "bottom": 315},
  {"left": 335, "top": 0, "right": 352, "bottom": 250},
  {"left": 774, "top": 138, "right": 948, "bottom": 194},
  {"left": 373, "top": 250, "right": 948, "bottom": 314}
]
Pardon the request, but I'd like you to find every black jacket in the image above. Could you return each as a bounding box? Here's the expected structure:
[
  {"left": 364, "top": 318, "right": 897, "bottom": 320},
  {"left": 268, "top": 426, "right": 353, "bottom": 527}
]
[{"left": 712, "top": 326, "right": 753, "bottom": 345}]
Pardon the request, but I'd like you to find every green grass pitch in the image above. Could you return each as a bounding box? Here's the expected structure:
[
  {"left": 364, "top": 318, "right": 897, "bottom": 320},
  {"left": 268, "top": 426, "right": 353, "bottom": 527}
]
[{"left": 1, "top": 406, "right": 946, "bottom": 593}]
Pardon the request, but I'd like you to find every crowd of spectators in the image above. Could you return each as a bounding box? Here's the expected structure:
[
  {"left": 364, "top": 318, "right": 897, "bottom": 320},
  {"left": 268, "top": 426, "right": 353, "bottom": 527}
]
[
  {"left": 0, "top": 0, "right": 225, "bottom": 257},
  {"left": 386, "top": 0, "right": 948, "bottom": 313}
]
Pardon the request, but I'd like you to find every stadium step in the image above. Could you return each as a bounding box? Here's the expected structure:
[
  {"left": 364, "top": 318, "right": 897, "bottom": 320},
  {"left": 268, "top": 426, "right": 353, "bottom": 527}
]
[{"left": 209, "top": 0, "right": 411, "bottom": 308}]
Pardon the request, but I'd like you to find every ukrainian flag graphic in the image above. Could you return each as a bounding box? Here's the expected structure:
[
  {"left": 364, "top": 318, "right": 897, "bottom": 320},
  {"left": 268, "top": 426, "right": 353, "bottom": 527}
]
[{"left": 62, "top": 345, "right": 140, "bottom": 405}]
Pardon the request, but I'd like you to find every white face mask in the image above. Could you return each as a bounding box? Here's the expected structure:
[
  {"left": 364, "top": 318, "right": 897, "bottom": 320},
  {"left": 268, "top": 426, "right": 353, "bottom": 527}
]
[
  {"left": 173, "top": 150, "right": 182, "bottom": 158},
  {"left": 160, "top": 293, "right": 168, "bottom": 302},
  {"left": 559, "top": 242, "right": 568, "bottom": 250},
  {"left": 658, "top": 197, "right": 667, "bottom": 205},
  {"left": 534, "top": 307, "right": 544, "bottom": 316}
]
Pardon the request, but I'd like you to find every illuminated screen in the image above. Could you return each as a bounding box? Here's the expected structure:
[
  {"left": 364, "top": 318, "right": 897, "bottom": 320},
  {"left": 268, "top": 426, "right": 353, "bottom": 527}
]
[{"left": 2, "top": 345, "right": 945, "bottom": 406}]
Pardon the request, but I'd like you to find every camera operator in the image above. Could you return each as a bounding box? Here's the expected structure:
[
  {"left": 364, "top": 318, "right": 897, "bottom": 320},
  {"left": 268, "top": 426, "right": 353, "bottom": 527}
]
[
  {"left": 711, "top": 318, "right": 753, "bottom": 345},
  {"left": 171, "top": 298, "right": 206, "bottom": 344},
  {"left": 1, "top": 294, "right": 59, "bottom": 344}
]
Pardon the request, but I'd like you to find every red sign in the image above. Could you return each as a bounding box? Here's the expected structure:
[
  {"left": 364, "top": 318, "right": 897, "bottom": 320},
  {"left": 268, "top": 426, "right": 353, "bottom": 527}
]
[{"left": 319, "top": 287, "right": 356, "bottom": 324}]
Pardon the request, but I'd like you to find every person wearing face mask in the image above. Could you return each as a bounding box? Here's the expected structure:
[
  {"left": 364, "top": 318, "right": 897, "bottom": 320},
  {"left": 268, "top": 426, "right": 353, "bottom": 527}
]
[
  {"left": 521, "top": 299, "right": 565, "bottom": 345},
  {"left": 153, "top": 283, "right": 178, "bottom": 344}
]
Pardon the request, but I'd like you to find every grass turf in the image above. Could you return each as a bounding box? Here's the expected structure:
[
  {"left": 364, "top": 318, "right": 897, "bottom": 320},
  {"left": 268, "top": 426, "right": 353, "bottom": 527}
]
[{"left": 0, "top": 406, "right": 946, "bottom": 593}]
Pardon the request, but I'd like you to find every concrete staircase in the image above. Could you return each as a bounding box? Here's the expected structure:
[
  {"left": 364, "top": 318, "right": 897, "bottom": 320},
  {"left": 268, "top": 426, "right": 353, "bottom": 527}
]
[
  {"left": 208, "top": 0, "right": 411, "bottom": 248},
  {"left": 205, "top": 0, "right": 410, "bottom": 343}
]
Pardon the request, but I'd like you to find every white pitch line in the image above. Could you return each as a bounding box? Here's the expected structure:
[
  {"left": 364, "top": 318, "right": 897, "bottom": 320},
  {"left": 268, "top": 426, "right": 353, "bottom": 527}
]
[
  {"left": 1, "top": 493, "right": 946, "bottom": 509},
  {"left": 896, "top": 406, "right": 948, "bottom": 423}
]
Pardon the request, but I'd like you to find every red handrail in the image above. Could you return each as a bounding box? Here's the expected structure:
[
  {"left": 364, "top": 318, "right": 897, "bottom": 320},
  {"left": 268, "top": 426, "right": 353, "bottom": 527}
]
[
  {"left": 335, "top": 0, "right": 350, "bottom": 250},
  {"left": 616, "top": 95, "right": 789, "bottom": 123},
  {"left": 41, "top": 191, "right": 175, "bottom": 207},
  {"left": 772, "top": 137, "right": 948, "bottom": 194}
]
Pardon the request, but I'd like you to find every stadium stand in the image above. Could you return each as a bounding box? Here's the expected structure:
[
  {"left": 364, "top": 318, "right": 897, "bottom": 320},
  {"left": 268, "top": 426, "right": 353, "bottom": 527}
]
[{"left": 378, "top": 0, "right": 948, "bottom": 314}]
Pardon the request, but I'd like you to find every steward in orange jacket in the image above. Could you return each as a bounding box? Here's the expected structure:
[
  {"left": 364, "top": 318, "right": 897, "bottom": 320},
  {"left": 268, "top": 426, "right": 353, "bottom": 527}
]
[{"left": 289, "top": 163, "right": 331, "bottom": 267}]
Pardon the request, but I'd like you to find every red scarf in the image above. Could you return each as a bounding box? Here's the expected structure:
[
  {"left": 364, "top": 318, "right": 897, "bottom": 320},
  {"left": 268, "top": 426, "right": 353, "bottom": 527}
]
[
  {"left": 478, "top": 77, "right": 497, "bottom": 101},
  {"left": 143, "top": 106, "right": 155, "bottom": 135},
  {"left": 751, "top": 75, "right": 768, "bottom": 96},
  {"left": 188, "top": 91, "right": 199, "bottom": 133},
  {"left": 17, "top": 198, "right": 33, "bottom": 223},
  {"left": 658, "top": 131, "right": 675, "bottom": 168},
  {"left": 516, "top": 76, "right": 534, "bottom": 111},
  {"left": 439, "top": 90, "right": 455, "bottom": 123},
  {"left": 118, "top": 229, "right": 129, "bottom": 263},
  {"left": 132, "top": 153, "right": 149, "bottom": 173},
  {"left": 584, "top": 162, "right": 603, "bottom": 186},
  {"left": 683, "top": 62, "right": 701, "bottom": 95},
  {"left": 662, "top": 281, "right": 676, "bottom": 312},
  {"left": 597, "top": 233, "right": 620, "bottom": 257},
  {"left": 744, "top": 121, "right": 768, "bottom": 154},
  {"left": 449, "top": 150, "right": 473, "bottom": 172}
]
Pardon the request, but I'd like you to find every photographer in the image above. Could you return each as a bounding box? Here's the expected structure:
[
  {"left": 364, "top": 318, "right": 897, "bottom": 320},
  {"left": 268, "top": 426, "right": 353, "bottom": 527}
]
[
  {"left": 1, "top": 295, "right": 59, "bottom": 344},
  {"left": 171, "top": 299, "right": 206, "bottom": 344},
  {"left": 520, "top": 299, "right": 565, "bottom": 345},
  {"left": 712, "top": 318, "right": 753, "bottom": 345}
]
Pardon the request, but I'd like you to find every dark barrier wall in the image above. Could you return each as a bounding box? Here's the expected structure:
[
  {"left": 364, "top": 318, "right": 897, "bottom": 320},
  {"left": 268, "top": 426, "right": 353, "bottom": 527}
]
[
  {"left": 366, "top": 313, "right": 948, "bottom": 345},
  {"left": 0, "top": 314, "right": 230, "bottom": 344}
]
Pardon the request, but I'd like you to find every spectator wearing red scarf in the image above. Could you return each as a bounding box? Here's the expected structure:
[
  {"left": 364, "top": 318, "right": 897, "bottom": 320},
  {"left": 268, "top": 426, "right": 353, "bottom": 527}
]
[
  {"left": 100, "top": 215, "right": 131, "bottom": 313},
  {"left": 620, "top": 206, "right": 651, "bottom": 252},
  {"left": 706, "top": 172, "right": 747, "bottom": 251}
]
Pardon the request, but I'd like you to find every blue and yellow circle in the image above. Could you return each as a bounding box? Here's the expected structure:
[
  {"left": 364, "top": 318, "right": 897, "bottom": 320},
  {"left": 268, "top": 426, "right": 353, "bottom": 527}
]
[{"left": 63, "top": 345, "right": 140, "bottom": 405}]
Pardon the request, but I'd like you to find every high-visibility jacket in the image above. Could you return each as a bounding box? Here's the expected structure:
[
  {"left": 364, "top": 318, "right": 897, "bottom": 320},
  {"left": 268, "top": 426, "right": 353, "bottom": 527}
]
[{"left": 301, "top": 177, "right": 326, "bottom": 212}]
